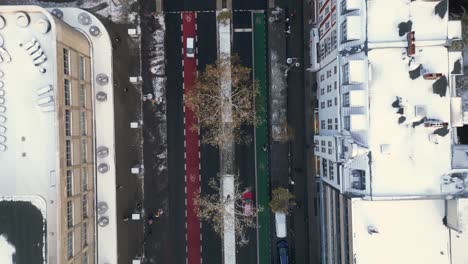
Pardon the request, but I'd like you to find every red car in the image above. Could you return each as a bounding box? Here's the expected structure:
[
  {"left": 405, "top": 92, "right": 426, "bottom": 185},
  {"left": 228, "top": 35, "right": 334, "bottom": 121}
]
[{"left": 242, "top": 191, "right": 253, "bottom": 217}]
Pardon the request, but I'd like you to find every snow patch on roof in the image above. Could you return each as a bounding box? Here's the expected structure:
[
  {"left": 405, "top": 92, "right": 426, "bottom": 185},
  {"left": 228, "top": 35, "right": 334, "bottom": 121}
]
[
  {"left": 367, "top": 47, "right": 453, "bottom": 195},
  {"left": 0, "top": 234, "right": 15, "bottom": 264},
  {"left": 368, "top": 0, "right": 448, "bottom": 43},
  {"left": 351, "top": 199, "right": 451, "bottom": 264}
]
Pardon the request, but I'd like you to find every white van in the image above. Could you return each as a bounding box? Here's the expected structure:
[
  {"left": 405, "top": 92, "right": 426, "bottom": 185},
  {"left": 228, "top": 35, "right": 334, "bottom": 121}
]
[
  {"left": 275, "top": 212, "right": 287, "bottom": 238},
  {"left": 186, "top": 37, "right": 195, "bottom": 58}
]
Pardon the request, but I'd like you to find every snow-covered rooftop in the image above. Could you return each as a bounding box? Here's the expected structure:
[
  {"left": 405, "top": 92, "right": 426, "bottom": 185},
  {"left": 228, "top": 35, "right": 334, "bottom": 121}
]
[
  {"left": 351, "top": 199, "right": 452, "bottom": 264},
  {"left": 366, "top": 47, "right": 454, "bottom": 196},
  {"left": 367, "top": 0, "right": 449, "bottom": 43},
  {"left": 0, "top": 5, "right": 59, "bottom": 262}
]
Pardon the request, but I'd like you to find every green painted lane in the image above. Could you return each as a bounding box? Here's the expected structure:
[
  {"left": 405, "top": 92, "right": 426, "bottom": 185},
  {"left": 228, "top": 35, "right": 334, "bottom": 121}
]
[{"left": 253, "top": 11, "right": 271, "bottom": 264}]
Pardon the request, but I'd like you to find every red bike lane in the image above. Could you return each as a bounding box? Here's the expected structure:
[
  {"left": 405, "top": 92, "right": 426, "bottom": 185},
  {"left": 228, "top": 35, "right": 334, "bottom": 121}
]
[{"left": 182, "top": 11, "right": 201, "bottom": 264}]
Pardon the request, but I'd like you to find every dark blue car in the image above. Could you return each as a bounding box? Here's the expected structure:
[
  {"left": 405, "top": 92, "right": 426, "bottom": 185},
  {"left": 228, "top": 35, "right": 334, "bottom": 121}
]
[{"left": 277, "top": 240, "right": 289, "bottom": 264}]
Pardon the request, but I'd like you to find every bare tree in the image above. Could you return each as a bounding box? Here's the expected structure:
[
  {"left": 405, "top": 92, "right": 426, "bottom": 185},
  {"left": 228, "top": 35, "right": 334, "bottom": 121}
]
[
  {"left": 185, "top": 55, "right": 259, "bottom": 147},
  {"left": 193, "top": 176, "right": 262, "bottom": 246},
  {"left": 269, "top": 187, "right": 296, "bottom": 213}
]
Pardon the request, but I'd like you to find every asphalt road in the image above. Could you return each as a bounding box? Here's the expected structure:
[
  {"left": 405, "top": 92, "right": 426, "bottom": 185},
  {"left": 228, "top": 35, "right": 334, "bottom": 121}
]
[
  {"left": 160, "top": 12, "right": 187, "bottom": 264},
  {"left": 233, "top": 0, "right": 266, "bottom": 10},
  {"left": 164, "top": 0, "right": 216, "bottom": 12}
]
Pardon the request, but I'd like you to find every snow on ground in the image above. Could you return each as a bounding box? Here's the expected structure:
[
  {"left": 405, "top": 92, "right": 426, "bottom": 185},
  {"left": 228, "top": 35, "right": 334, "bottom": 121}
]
[
  {"left": 367, "top": 0, "right": 448, "bottom": 43},
  {"left": 0, "top": 235, "right": 15, "bottom": 264},
  {"left": 79, "top": 0, "right": 138, "bottom": 24},
  {"left": 367, "top": 47, "right": 452, "bottom": 196},
  {"left": 0, "top": 0, "right": 138, "bottom": 24},
  {"left": 55, "top": 8, "right": 117, "bottom": 264},
  {"left": 270, "top": 50, "right": 288, "bottom": 141},
  {"left": 351, "top": 199, "right": 451, "bottom": 264},
  {"left": 149, "top": 13, "right": 166, "bottom": 102}
]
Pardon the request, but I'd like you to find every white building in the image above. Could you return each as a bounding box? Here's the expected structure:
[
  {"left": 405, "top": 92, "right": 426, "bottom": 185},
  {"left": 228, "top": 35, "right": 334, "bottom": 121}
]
[{"left": 311, "top": 0, "right": 468, "bottom": 263}]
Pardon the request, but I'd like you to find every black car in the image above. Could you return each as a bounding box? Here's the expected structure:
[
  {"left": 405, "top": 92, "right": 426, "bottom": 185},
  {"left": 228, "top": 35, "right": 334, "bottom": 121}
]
[{"left": 277, "top": 240, "right": 289, "bottom": 264}]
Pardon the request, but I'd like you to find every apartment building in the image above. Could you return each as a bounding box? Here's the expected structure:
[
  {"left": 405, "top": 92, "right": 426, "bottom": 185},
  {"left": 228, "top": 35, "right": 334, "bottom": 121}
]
[
  {"left": 0, "top": 6, "right": 95, "bottom": 264},
  {"left": 311, "top": 0, "right": 468, "bottom": 263}
]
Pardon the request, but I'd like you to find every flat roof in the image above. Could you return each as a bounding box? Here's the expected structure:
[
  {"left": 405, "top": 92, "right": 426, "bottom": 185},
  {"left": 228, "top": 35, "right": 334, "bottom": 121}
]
[
  {"left": 367, "top": 0, "right": 448, "bottom": 43},
  {"left": 351, "top": 199, "right": 452, "bottom": 264},
  {"left": 0, "top": 6, "right": 59, "bottom": 263},
  {"left": 0, "top": 7, "right": 57, "bottom": 198},
  {"left": 366, "top": 46, "right": 453, "bottom": 196}
]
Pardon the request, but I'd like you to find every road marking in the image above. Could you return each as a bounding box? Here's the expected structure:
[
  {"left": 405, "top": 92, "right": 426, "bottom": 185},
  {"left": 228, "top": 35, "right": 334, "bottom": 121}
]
[{"left": 234, "top": 28, "right": 253, "bottom": 32}]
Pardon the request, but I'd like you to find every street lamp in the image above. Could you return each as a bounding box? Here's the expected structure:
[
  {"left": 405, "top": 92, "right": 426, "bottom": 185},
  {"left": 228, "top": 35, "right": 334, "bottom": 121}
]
[{"left": 285, "top": 57, "right": 300, "bottom": 77}]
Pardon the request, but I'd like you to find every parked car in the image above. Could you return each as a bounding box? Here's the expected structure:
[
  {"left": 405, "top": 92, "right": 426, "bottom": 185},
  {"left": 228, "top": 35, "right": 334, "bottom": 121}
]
[
  {"left": 277, "top": 240, "right": 289, "bottom": 264},
  {"left": 242, "top": 190, "right": 253, "bottom": 217},
  {"left": 186, "top": 37, "right": 195, "bottom": 58},
  {"left": 275, "top": 212, "right": 287, "bottom": 238}
]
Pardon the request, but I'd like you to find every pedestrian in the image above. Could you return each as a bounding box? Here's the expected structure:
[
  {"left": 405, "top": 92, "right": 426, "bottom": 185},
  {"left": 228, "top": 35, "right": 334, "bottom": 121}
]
[
  {"left": 136, "top": 202, "right": 143, "bottom": 211},
  {"left": 262, "top": 144, "right": 267, "bottom": 152},
  {"left": 289, "top": 177, "right": 295, "bottom": 185},
  {"left": 123, "top": 215, "right": 130, "bottom": 221}
]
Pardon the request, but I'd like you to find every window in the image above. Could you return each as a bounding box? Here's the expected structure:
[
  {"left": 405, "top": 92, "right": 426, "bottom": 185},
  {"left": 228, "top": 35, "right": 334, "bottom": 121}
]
[
  {"left": 343, "top": 92, "right": 350, "bottom": 107},
  {"left": 344, "top": 116, "right": 350, "bottom": 130},
  {"left": 334, "top": 81, "right": 337, "bottom": 90},
  {"left": 80, "top": 111, "right": 86, "bottom": 136},
  {"left": 65, "top": 110, "right": 71, "bottom": 137},
  {"left": 67, "top": 200, "right": 73, "bottom": 228},
  {"left": 332, "top": 29, "right": 337, "bottom": 49},
  {"left": 321, "top": 102, "right": 325, "bottom": 109},
  {"left": 66, "top": 140, "right": 72, "bottom": 167},
  {"left": 81, "top": 138, "right": 87, "bottom": 163},
  {"left": 328, "top": 119, "right": 333, "bottom": 130},
  {"left": 82, "top": 251, "right": 88, "bottom": 264},
  {"left": 322, "top": 158, "right": 328, "bottom": 177},
  {"left": 79, "top": 56, "right": 85, "bottom": 81},
  {"left": 321, "top": 88, "right": 325, "bottom": 95},
  {"left": 334, "top": 97, "right": 338, "bottom": 106},
  {"left": 66, "top": 170, "right": 73, "bottom": 197},
  {"left": 80, "top": 84, "right": 86, "bottom": 108},
  {"left": 325, "top": 6, "right": 330, "bottom": 15},
  {"left": 335, "top": 118, "right": 339, "bottom": 130},
  {"left": 334, "top": 66, "right": 337, "bottom": 74},
  {"left": 325, "top": 21, "right": 330, "bottom": 31},
  {"left": 351, "top": 169, "right": 366, "bottom": 190},
  {"left": 329, "top": 162, "right": 334, "bottom": 180},
  {"left": 63, "top": 48, "right": 70, "bottom": 75},
  {"left": 64, "top": 79, "right": 71, "bottom": 106},
  {"left": 81, "top": 168, "right": 87, "bottom": 192},
  {"left": 315, "top": 140, "right": 320, "bottom": 151},
  {"left": 320, "top": 43, "right": 325, "bottom": 60},
  {"left": 82, "top": 194, "right": 88, "bottom": 219},
  {"left": 327, "top": 100, "right": 332, "bottom": 107},
  {"left": 341, "top": 21, "right": 348, "bottom": 42},
  {"left": 328, "top": 148, "right": 333, "bottom": 155},
  {"left": 331, "top": 10, "right": 337, "bottom": 24},
  {"left": 67, "top": 231, "right": 73, "bottom": 259},
  {"left": 327, "top": 70, "right": 331, "bottom": 78},
  {"left": 326, "top": 38, "right": 331, "bottom": 55},
  {"left": 327, "top": 85, "right": 332, "bottom": 93},
  {"left": 82, "top": 222, "right": 88, "bottom": 247},
  {"left": 341, "top": 0, "right": 347, "bottom": 14},
  {"left": 328, "top": 141, "right": 332, "bottom": 147},
  {"left": 320, "top": 74, "right": 325, "bottom": 81},
  {"left": 343, "top": 63, "right": 349, "bottom": 83},
  {"left": 321, "top": 120, "right": 326, "bottom": 130}
]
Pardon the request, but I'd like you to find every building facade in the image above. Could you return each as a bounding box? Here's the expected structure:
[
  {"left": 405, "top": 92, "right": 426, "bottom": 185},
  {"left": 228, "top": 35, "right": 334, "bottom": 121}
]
[
  {"left": 56, "top": 22, "right": 95, "bottom": 264},
  {"left": 312, "top": 0, "right": 468, "bottom": 263}
]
